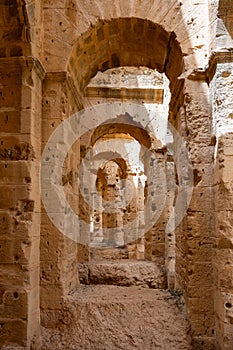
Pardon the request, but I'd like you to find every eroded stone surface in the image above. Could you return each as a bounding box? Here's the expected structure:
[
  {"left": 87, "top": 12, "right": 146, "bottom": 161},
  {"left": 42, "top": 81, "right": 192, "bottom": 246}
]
[
  {"left": 1, "top": 1, "right": 233, "bottom": 349},
  {"left": 41, "top": 285, "right": 191, "bottom": 350},
  {"left": 78, "top": 259, "right": 167, "bottom": 289}
]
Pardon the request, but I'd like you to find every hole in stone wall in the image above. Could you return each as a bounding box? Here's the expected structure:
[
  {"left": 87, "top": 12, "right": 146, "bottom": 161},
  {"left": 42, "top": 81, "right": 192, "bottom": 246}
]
[
  {"left": 225, "top": 302, "right": 232, "bottom": 309},
  {"left": 0, "top": 289, "right": 4, "bottom": 304},
  {"left": 25, "top": 176, "right": 31, "bottom": 183},
  {"left": 13, "top": 292, "right": 19, "bottom": 299}
]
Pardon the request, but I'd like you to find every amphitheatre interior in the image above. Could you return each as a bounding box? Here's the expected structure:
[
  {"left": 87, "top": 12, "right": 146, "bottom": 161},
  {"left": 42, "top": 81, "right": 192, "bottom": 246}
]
[{"left": 0, "top": 1, "right": 233, "bottom": 349}]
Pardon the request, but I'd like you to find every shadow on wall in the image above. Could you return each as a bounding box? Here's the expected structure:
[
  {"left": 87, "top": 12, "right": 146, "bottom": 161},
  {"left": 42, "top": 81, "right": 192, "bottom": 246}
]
[
  {"left": 216, "top": 0, "right": 233, "bottom": 49},
  {"left": 218, "top": 0, "right": 233, "bottom": 38}
]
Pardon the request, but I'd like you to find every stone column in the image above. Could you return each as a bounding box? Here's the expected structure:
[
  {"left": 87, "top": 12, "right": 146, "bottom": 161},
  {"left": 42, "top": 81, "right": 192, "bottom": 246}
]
[
  {"left": 136, "top": 175, "right": 146, "bottom": 260},
  {"left": 165, "top": 159, "right": 176, "bottom": 289},
  {"left": 146, "top": 148, "right": 167, "bottom": 263},
  {"left": 114, "top": 174, "right": 125, "bottom": 246},
  {"left": 90, "top": 166, "right": 104, "bottom": 245},
  {"left": 174, "top": 77, "right": 215, "bottom": 349},
  {"left": 0, "top": 57, "right": 44, "bottom": 349},
  {"left": 211, "top": 55, "right": 233, "bottom": 350},
  {"left": 125, "top": 172, "right": 139, "bottom": 258},
  {"left": 40, "top": 72, "right": 80, "bottom": 328}
]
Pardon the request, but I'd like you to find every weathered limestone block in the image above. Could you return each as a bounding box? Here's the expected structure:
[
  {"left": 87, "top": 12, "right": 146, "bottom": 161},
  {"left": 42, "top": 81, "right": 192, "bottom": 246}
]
[
  {"left": 0, "top": 237, "right": 39, "bottom": 265},
  {"left": 40, "top": 284, "right": 65, "bottom": 311},
  {"left": 188, "top": 262, "right": 213, "bottom": 288},
  {"left": 215, "top": 291, "right": 233, "bottom": 350},
  {"left": 0, "top": 290, "right": 28, "bottom": 319},
  {"left": 186, "top": 212, "right": 214, "bottom": 237},
  {"left": 191, "top": 336, "right": 216, "bottom": 350},
  {"left": 78, "top": 260, "right": 166, "bottom": 289},
  {"left": 0, "top": 320, "right": 27, "bottom": 347},
  {"left": 40, "top": 255, "right": 78, "bottom": 290},
  {"left": 0, "top": 161, "right": 32, "bottom": 185},
  {"left": 186, "top": 238, "right": 213, "bottom": 263},
  {"left": 0, "top": 110, "right": 21, "bottom": 133}
]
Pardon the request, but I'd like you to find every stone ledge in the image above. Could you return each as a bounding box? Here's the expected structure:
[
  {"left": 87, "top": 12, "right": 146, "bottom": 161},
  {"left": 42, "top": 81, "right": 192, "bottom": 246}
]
[{"left": 78, "top": 259, "right": 167, "bottom": 289}]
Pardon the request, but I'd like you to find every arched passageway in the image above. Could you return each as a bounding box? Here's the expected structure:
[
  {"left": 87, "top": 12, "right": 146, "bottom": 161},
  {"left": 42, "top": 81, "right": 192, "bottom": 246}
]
[
  {"left": 40, "top": 14, "right": 216, "bottom": 349},
  {"left": 3, "top": 1, "right": 232, "bottom": 348}
]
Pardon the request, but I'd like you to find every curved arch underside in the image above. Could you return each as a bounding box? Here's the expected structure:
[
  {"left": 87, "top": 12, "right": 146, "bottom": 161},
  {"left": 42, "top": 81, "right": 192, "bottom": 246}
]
[
  {"left": 68, "top": 18, "right": 183, "bottom": 93},
  {"left": 90, "top": 118, "right": 152, "bottom": 149}
]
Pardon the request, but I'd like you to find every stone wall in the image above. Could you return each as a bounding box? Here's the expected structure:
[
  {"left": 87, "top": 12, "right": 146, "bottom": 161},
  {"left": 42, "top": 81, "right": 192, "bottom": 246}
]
[{"left": 0, "top": 1, "right": 233, "bottom": 349}]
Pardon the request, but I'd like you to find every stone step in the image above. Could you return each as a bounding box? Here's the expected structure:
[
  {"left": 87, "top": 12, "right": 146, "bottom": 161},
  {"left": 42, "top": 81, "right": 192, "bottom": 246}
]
[
  {"left": 90, "top": 246, "right": 128, "bottom": 261},
  {"left": 78, "top": 259, "right": 167, "bottom": 289},
  {"left": 41, "top": 285, "right": 192, "bottom": 350}
]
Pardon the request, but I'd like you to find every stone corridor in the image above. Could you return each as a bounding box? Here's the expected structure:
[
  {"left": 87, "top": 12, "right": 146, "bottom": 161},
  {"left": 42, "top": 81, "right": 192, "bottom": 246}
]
[{"left": 1, "top": 1, "right": 233, "bottom": 349}]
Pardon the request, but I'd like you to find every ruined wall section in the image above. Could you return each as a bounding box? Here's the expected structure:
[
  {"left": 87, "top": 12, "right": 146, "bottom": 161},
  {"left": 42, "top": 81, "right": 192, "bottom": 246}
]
[
  {"left": 211, "top": 58, "right": 233, "bottom": 350},
  {"left": 209, "top": 2, "right": 233, "bottom": 347},
  {"left": 0, "top": 1, "right": 223, "bottom": 348},
  {"left": 179, "top": 77, "right": 215, "bottom": 349},
  {"left": 45, "top": 1, "right": 215, "bottom": 345},
  {"left": 0, "top": 57, "right": 44, "bottom": 349},
  {"left": 0, "top": 0, "right": 44, "bottom": 348},
  {"left": 40, "top": 72, "right": 81, "bottom": 329}
]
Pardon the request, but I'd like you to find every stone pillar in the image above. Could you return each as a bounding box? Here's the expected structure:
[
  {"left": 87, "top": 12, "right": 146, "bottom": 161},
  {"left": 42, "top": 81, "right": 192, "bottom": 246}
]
[
  {"left": 0, "top": 57, "right": 44, "bottom": 349},
  {"left": 89, "top": 163, "right": 104, "bottom": 245},
  {"left": 40, "top": 72, "right": 79, "bottom": 328},
  {"left": 147, "top": 148, "right": 167, "bottom": 263},
  {"left": 174, "top": 78, "right": 215, "bottom": 349},
  {"left": 91, "top": 209, "right": 103, "bottom": 244},
  {"left": 165, "top": 159, "right": 176, "bottom": 289},
  {"left": 136, "top": 175, "right": 146, "bottom": 260},
  {"left": 125, "top": 172, "right": 139, "bottom": 258},
  {"left": 114, "top": 175, "right": 125, "bottom": 246},
  {"left": 211, "top": 57, "right": 233, "bottom": 350}
]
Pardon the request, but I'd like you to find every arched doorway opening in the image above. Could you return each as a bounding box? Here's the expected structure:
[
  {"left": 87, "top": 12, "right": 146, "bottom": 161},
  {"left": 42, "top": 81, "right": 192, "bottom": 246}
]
[
  {"left": 69, "top": 63, "right": 179, "bottom": 295},
  {"left": 41, "top": 16, "right": 184, "bottom": 301},
  {"left": 41, "top": 15, "right": 214, "bottom": 348}
]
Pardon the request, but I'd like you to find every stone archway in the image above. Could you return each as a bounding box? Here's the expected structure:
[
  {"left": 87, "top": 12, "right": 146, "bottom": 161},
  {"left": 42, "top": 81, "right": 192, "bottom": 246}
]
[
  {"left": 4, "top": 1, "right": 233, "bottom": 348},
  {"left": 74, "top": 66, "right": 172, "bottom": 265},
  {"left": 40, "top": 5, "right": 216, "bottom": 348}
]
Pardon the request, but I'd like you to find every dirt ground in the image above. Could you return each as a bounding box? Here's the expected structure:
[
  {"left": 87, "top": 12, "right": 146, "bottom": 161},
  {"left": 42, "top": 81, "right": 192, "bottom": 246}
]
[{"left": 41, "top": 285, "right": 192, "bottom": 350}]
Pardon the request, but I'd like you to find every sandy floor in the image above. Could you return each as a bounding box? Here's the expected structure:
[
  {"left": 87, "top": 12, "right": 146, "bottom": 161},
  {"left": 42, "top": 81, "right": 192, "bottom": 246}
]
[{"left": 41, "top": 285, "right": 192, "bottom": 350}]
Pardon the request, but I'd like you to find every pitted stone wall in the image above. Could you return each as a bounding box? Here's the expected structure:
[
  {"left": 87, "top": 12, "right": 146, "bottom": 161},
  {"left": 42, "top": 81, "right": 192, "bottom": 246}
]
[
  {"left": 1, "top": 1, "right": 233, "bottom": 349},
  {"left": 0, "top": 56, "right": 43, "bottom": 349}
]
